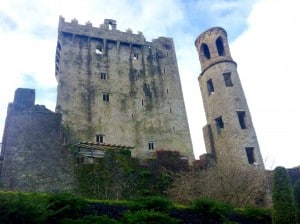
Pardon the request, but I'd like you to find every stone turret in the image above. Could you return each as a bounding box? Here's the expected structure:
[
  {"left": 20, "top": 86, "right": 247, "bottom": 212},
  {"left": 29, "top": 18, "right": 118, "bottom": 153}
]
[{"left": 195, "top": 27, "right": 264, "bottom": 169}]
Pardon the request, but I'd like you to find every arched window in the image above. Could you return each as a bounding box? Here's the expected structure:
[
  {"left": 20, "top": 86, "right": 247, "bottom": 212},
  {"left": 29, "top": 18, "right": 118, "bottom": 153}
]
[
  {"left": 216, "top": 37, "right": 224, "bottom": 56},
  {"left": 201, "top": 43, "right": 211, "bottom": 60}
]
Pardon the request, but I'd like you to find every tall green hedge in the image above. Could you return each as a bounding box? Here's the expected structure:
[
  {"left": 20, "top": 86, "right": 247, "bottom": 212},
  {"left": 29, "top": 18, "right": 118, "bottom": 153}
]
[
  {"left": 294, "top": 180, "right": 300, "bottom": 224},
  {"left": 272, "top": 166, "right": 296, "bottom": 224}
]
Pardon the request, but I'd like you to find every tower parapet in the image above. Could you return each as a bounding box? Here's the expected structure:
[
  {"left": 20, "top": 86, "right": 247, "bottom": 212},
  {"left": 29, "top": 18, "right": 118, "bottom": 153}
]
[{"left": 58, "top": 16, "right": 145, "bottom": 45}]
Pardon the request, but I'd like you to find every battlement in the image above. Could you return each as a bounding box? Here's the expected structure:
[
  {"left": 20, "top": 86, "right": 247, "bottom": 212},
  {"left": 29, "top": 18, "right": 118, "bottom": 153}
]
[{"left": 58, "top": 16, "right": 146, "bottom": 46}]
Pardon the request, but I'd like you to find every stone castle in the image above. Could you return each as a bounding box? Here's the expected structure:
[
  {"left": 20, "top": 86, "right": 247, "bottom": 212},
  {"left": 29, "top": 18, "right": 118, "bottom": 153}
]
[{"left": 0, "top": 17, "right": 264, "bottom": 192}]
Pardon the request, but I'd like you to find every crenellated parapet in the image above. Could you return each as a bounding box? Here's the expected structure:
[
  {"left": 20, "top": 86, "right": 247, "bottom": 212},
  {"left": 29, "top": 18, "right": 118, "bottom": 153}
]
[{"left": 58, "top": 16, "right": 146, "bottom": 46}]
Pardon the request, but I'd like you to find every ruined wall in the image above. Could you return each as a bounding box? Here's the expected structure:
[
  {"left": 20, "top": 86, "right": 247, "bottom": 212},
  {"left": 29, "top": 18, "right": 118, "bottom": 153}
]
[
  {"left": 55, "top": 17, "right": 194, "bottom": 159},
  {"left": 0, "top": 88, "right": 75, "bottom": 192},
  {"left": 195, "top": 27, "right": 264, "bottom": 169}
]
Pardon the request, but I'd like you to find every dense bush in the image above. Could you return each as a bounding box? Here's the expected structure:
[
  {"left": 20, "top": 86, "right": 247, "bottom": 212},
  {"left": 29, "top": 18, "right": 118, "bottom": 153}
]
[
  {"left": 234, "top": 206, "right": 272, "bottom": 224},
  {"left": 59, "top": 215, "right": 120, "bottom": 224},
  {"left": 295, "top": 181, "right": 300, "bottom": 224},
  {"left": 272, "top": 166, "right": 296, "bottom": 224},
  {"left": 191, "top": 198, "right": 233, "bottom": 222},
  {"left": 129, "top": 196, "right": 174, "bottom": 213},
  {"left": 122, "top": 210, "right": 180, "bottom": 224}
]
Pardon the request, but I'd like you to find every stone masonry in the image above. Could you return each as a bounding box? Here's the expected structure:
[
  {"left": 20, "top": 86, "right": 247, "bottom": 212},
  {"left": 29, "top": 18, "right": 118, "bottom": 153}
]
[
  {"left": 0, "top": 88, "right": 75, "bottom": 192},
  {"left": 55, "top": 16, "right": 194, "bottom": 159},
  {"left": 195, "top": 27, "right": 265, "bottom": 169}
]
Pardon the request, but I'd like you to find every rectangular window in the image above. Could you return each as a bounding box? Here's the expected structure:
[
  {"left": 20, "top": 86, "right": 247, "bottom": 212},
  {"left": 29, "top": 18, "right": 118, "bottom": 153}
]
[
  {"left": 133, "top": 53, "right": 138, "bottom": 60},
  {"left": 103, "top": 94, "right": 109, "bottom": 102},
  {"left": 215, "top": 116, "right": 224, "bottom": 134},
  {"left": 148, "top": 142, "right": 154, "bottom": 150},
  {"left": 245, "top": 147, "right": 255, "bottom": 164},
  {"left": 96, "top": 47, "right": 103, "bottom": 55},
  {"left": 96, "top": 134, "right": 104, "bottom": 143},
  {"left": 237, "top": 111, "right": 246, "bottom": 129},
  {"left": 223, "top": 72, "right": 233, "bottom": 87},
  {"left": 207, "top": 79, "right": 215, "bottom": 95},
  {"left": 100, "top": 72, "right": 107, "bottom": 80},
  {"left": 215, "top": 116, "right": 224, "bottom": 129}
]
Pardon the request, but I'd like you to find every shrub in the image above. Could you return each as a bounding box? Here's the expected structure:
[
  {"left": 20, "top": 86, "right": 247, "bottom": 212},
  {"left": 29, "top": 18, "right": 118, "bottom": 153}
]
[
  {"left": 122, "top": 210, "right": 180, "bottom": 224},
  {"left": 272, "top": 166, "right": 296, "bottom": 224},
  {"left": 47, "top": 192, "right": 88, "bottom": 221},
  {"left": 294, "top": 181, "right": 300, "bottom": 224},
  {"left": 191, "top": 198, "right": 233, "bottom": 222},
  {"left": 0, "top": 191, "right": 51, "bottom": 223},
  {"left": 59, "top": 215, "right": 121, "bottom": 224},
  {"left": 130, "top": 196, "right": 174, "bottom": 213},
  {"left": 234, "top": 206, "right": 272, "bottom": 224}
]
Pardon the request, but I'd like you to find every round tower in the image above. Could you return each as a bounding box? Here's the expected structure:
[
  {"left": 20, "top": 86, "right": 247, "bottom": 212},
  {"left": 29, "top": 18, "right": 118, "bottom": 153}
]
[{"left": 195, "top": 27, "right": 264, "bottom": 169}]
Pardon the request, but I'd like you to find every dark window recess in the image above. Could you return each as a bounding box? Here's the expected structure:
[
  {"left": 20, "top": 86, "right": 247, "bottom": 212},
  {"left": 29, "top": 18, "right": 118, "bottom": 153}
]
[
  {"left": 245, "top": 147, "right": 255, "bottom": 164},
  {"left": 96, "top": 47, "right": 103, "bottom": 55},
  {"left": 100, "top": 73, "right": 107, "bottom": 80},
  {"left": 215, "top": 116, "right": 224, "bottom": 134},
  {"left": 237, "top": 111, "right": 246, "bottom": 129},
  {"left": 207, "top": 79, "right": 215, "bottom": 95},
  {"left": 216, "top": 37, "right": 225, "bottom": 56},
  {"left": 142, "top": 99, "right": 144, "bottom": 106},
  {"left": 133, "top": 53, "right": 138, "bottom": 59},
  {"left": 148, "top": 142, "right": 154, "bottom": 150},
  {"left": 103, "top": 94, "right": 109, "bottom": 102},
  {"left": 223, "top": 72, "right": 233, "bottom": 87},
  {"left": 201, "top": 43, "right": 211, "bottom": 60},
  {"left": 96, "top": 134, "right": 104, "bottom": 143}
]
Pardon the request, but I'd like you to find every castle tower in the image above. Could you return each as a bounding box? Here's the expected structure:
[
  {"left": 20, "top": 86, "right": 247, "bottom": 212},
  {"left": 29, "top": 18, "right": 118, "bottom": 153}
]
[
  {"left": 55, "top": 16, "right": 194, "bottom": 159},
  {"left": 195, "top": 27, "right": 264, "bottom": 169}
]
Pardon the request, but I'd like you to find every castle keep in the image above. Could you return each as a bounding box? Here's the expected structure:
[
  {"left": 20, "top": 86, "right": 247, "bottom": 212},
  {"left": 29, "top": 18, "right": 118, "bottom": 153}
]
[
  {"left": 195, "top": 27, "right": 264, "bottom": 169},
  {"left": 55, "top": 17, "right": 194, "bottom": 159}
]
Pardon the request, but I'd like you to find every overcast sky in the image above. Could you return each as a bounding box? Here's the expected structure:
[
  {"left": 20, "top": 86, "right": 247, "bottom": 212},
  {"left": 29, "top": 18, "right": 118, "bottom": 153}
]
[{"left": 0, "top": 0, "right": 299, "bottom": 169}]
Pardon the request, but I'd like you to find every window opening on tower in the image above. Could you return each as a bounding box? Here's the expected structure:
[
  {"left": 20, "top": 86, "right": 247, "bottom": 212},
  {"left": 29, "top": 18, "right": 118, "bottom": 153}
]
[
  {"left": 237, "top": 111, "right": 246, "bottom": 129},
  {"left": 96, "top": 47, "right": 103, "bottom": 55},
  {"left": 103, "top": 93, "right": 109, "bottom": 102},
  {"left": 223, "top": 72, "right": 233, "bottom": 87},
  {"left": 207, "top": 79, "right": 215, "bottom": 95},
  {"left": 245, "top": 147, "right": 255, "bottom": 164},
  {"left": 96, "top": 134, "right": 104, "bottom": 143},
  {"left": 201, "top": 43, "right": 211, "bottom": 60},
  {"left": 215, "top": 116, "right": 224, "bottom": 134},
  {"left": 216, "top": 37, "right": 224, "bottom": 56},
  {"left": 148, "top": 142, "right": 154, "bottom": 150}
]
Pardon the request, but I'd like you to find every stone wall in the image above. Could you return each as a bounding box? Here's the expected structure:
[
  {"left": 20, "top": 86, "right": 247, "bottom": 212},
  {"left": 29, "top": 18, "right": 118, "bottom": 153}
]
[
  {"left": 0, "top": 88, "right": 75, "bottom": 192},
  {"left": 55, "top": 17, "right": 194, "bottom": 160}
]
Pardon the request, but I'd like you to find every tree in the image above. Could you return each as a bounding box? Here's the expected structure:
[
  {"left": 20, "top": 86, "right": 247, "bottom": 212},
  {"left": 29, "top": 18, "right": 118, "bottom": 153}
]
[
  {"left": 272, "top": 166, "right": 296, "bottom": 224},
  {"left": 168, "top": 159, "right": 268, "bottom": 207},
  {"left": 294, "top": 180, "right": 300, "bottom": 224}
]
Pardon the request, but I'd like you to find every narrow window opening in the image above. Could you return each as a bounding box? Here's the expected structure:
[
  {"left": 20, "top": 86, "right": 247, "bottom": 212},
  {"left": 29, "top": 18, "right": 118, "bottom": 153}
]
[
  {"left": 108, "top": 24, "right": 112, "bottom": 30},
  {"left": 170, "top": 108, "right": 172, "bottom": 113},
  {"left": 96, "top": 47, "right": 103, "bottom": 55},
  {"left": 223, "top": 72, "right": 233, "bottom": 87},
  {"left": 207, "top": 79, "right": 215, "bottom": 95},
  {"left": 201, "top": 43, "right": 211, "bottom": 60},
  {"left": 166, "top": 89, "right": 169, "bottom": 94},
  {"left": 103, "top": 94, "right": 109, "bottom": 102},
  {"left": 237, "top": 111, "right": 246, "bottom": 129},
  {"left": 215, "top": 116, "right": 224, "bottom": 134},
  {"left": 142, "top": 99, "right": 144, "bottom": 106},
  {"left": 216, "top": 37, "right": 225, "bottom": 56},
  {"left": 163, "top": 68, "right": 165, "bottom": 73},
  {"left": 96, "top": 134, "right": 104, "bottom": 143},
  {"left": 245, "top": 147, "right": 255, "bottom": 164},
  {"left": 133, "top": 53, "right": 138, "bottom": 60},
  {"left": 148, "top": 142, "right": 154, "bottom": 150},
  {"left": 100, "top": 72, "right": 107, "bottom": 80}
]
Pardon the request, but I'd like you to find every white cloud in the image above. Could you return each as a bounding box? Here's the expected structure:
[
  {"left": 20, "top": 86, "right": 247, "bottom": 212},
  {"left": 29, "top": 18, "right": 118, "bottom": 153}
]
[{"left": 231, "top": 0, "right": 300, "bottom": 168}]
